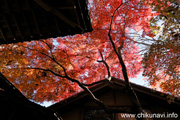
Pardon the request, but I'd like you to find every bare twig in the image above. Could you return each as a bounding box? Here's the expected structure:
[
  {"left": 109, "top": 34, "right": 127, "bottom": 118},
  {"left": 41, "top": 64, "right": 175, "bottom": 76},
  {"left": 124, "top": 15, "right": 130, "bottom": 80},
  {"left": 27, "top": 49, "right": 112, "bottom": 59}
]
[
  {"left": 82, "top": 80, "right": 107, "bottom": 86},
  {"left": 25, "top": 67, "right": 65, "bottom": 78},
  {"left": 97, "top": 52, "right": 111, "bottom": 78},
  {"left": 20, "top": 45, "right": 68, "bottom": 77},
  {"left": 39, "top": 39, "right": 56, "bottom": 60}
]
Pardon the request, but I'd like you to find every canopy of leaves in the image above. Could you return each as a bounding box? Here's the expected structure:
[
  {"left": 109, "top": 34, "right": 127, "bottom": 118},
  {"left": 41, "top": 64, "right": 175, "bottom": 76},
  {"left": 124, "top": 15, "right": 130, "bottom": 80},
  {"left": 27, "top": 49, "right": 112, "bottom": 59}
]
[
  {"left": 0, "top": 0, "right": 163, "bottom": 103},
  {"left": 142, "top": 0, "right": 180, "bottom": 100}
]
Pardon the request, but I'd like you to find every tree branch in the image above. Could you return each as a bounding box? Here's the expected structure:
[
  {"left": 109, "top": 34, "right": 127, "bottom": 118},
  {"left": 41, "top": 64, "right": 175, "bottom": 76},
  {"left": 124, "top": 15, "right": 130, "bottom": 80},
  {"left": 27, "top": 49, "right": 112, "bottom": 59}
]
[
  {"left": 107, "top": 0, "right": 145, "bottom": 118},
  {"left": 20, "top": 45, "right": 68, "bottom": 77},
  {"left": 39, "top": 39, "right": 56, "bottom": 60},
  {"left": 97, "top": 52, "right": 111, "bottom": 78},
  {"left": 82, "top": 79, "right": 107, "bottom": 86},
  {"left": 25, "top": 67, "right": 65, "bottom": 78}
]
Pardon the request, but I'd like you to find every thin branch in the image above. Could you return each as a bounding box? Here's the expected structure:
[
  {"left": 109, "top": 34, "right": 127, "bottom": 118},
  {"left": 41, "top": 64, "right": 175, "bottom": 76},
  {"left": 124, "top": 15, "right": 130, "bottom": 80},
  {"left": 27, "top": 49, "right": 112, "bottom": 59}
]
[
  {"left": 20, "top": 45, "right": 68, "bottom": 77},
  {"left": 109, "top": 1, "right": 129, "bottom": 32},
  {"left": 131, "top": 40, "right": 151, "bottom": 46},
  {"left": 82, "top": 79, "right": 107, "bottom": 86},
  {"left": 62, "top": 50, "right": 75, "bottom": 68},
  {"left": 102, "top": 0, "right": 111, "bottom": 16},
  {"left": 39, "top": 39, "right": 56, "bottom": 60},
  {"left": 97, "top": 52, "right": 111, "bottom": 78},
  {"left": 21, "top": 45, "right": 52, "bottom": 60},
  {"left": 25, "top": 67, "right": 65, "bottom": 78}
]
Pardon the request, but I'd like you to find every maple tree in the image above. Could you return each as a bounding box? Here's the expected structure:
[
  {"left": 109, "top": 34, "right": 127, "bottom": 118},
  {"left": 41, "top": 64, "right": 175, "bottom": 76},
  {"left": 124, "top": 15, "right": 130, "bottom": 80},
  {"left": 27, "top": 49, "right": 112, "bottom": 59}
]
[
  {"left": 0, "top": 0, "right": 155, "bottom": 103},
  {"left": 1, "top": 0, "right": 178, "bottom": 112}
]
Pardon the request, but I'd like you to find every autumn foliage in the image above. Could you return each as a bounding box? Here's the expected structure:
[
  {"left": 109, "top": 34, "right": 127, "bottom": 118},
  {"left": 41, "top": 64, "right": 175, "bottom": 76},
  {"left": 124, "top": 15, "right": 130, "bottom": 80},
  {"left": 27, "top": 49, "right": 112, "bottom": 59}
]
[
  {"left": 0, "top": 0, "right": 179, "bottom": 103},
  {"left": 142, "top": 0, "right": 180, "bottom": 101}
]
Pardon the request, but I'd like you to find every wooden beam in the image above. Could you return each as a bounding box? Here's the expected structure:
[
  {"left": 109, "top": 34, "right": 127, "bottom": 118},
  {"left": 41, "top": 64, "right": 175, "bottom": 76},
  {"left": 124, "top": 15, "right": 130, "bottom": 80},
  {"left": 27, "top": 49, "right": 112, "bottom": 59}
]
[
  {"left": 53, "top": 16, "right": 61, "bottom": 34},
  {"left": 58, "top": 7, "right": 74, "bottom": 10},
  {"left": 26, "top": 0, "right": 41, "bottom": 37},
  {"left": 29, "top": 1, "right": 41, "bottom": 36},
  {"left": 3, "top": 15, "right": 16, "bottom": 41},
  {"left": 12, "top": 14, "right": 23, "bottom": 39},
  {"left": 72, "top": 1, "right": 81, "bottom": 27},
  {"left": 3, "top": 0, "right": 17, "bottom": 42},
  {"left": 77, "top": 0, "right": 87, "bottom": 31},
  {"left": 34, "top": 0, "right": 84, "bottom": 31},
  {"left": 15, "top": 0, "right": 31, "bottom": 37},
  {"left": 0, "top": 28, "right": 7, "bottom": 44}
]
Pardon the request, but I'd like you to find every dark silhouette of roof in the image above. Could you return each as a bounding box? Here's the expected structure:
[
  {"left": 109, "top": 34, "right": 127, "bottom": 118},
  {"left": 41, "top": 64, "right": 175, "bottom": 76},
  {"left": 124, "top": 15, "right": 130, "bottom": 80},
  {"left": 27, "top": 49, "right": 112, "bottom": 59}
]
[
  {"left": 48, "top": 77, "right": 180, "bottom": 110},
  {"left": 0, "top": 72, "right": 28, "bottom": 101},
  {"left": 0, "top": 0, "right": 92, "bottom": 45},
  {"left": 0, "top": 72, "right": 61, "bottom": 120}
]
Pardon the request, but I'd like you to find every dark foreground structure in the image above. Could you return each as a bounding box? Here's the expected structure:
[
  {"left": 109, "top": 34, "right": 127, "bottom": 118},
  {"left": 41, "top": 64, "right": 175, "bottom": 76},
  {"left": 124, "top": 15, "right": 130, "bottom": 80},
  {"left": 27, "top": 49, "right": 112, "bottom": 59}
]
[
  {"left": 48, "top": 77, "right": 180, "bottom": 120},
  {"left": 0, "top": 0, "right": 92, "bottom": 45},
  {"left": 0, "top": 73, "right": 61, "bottom": 120}
]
